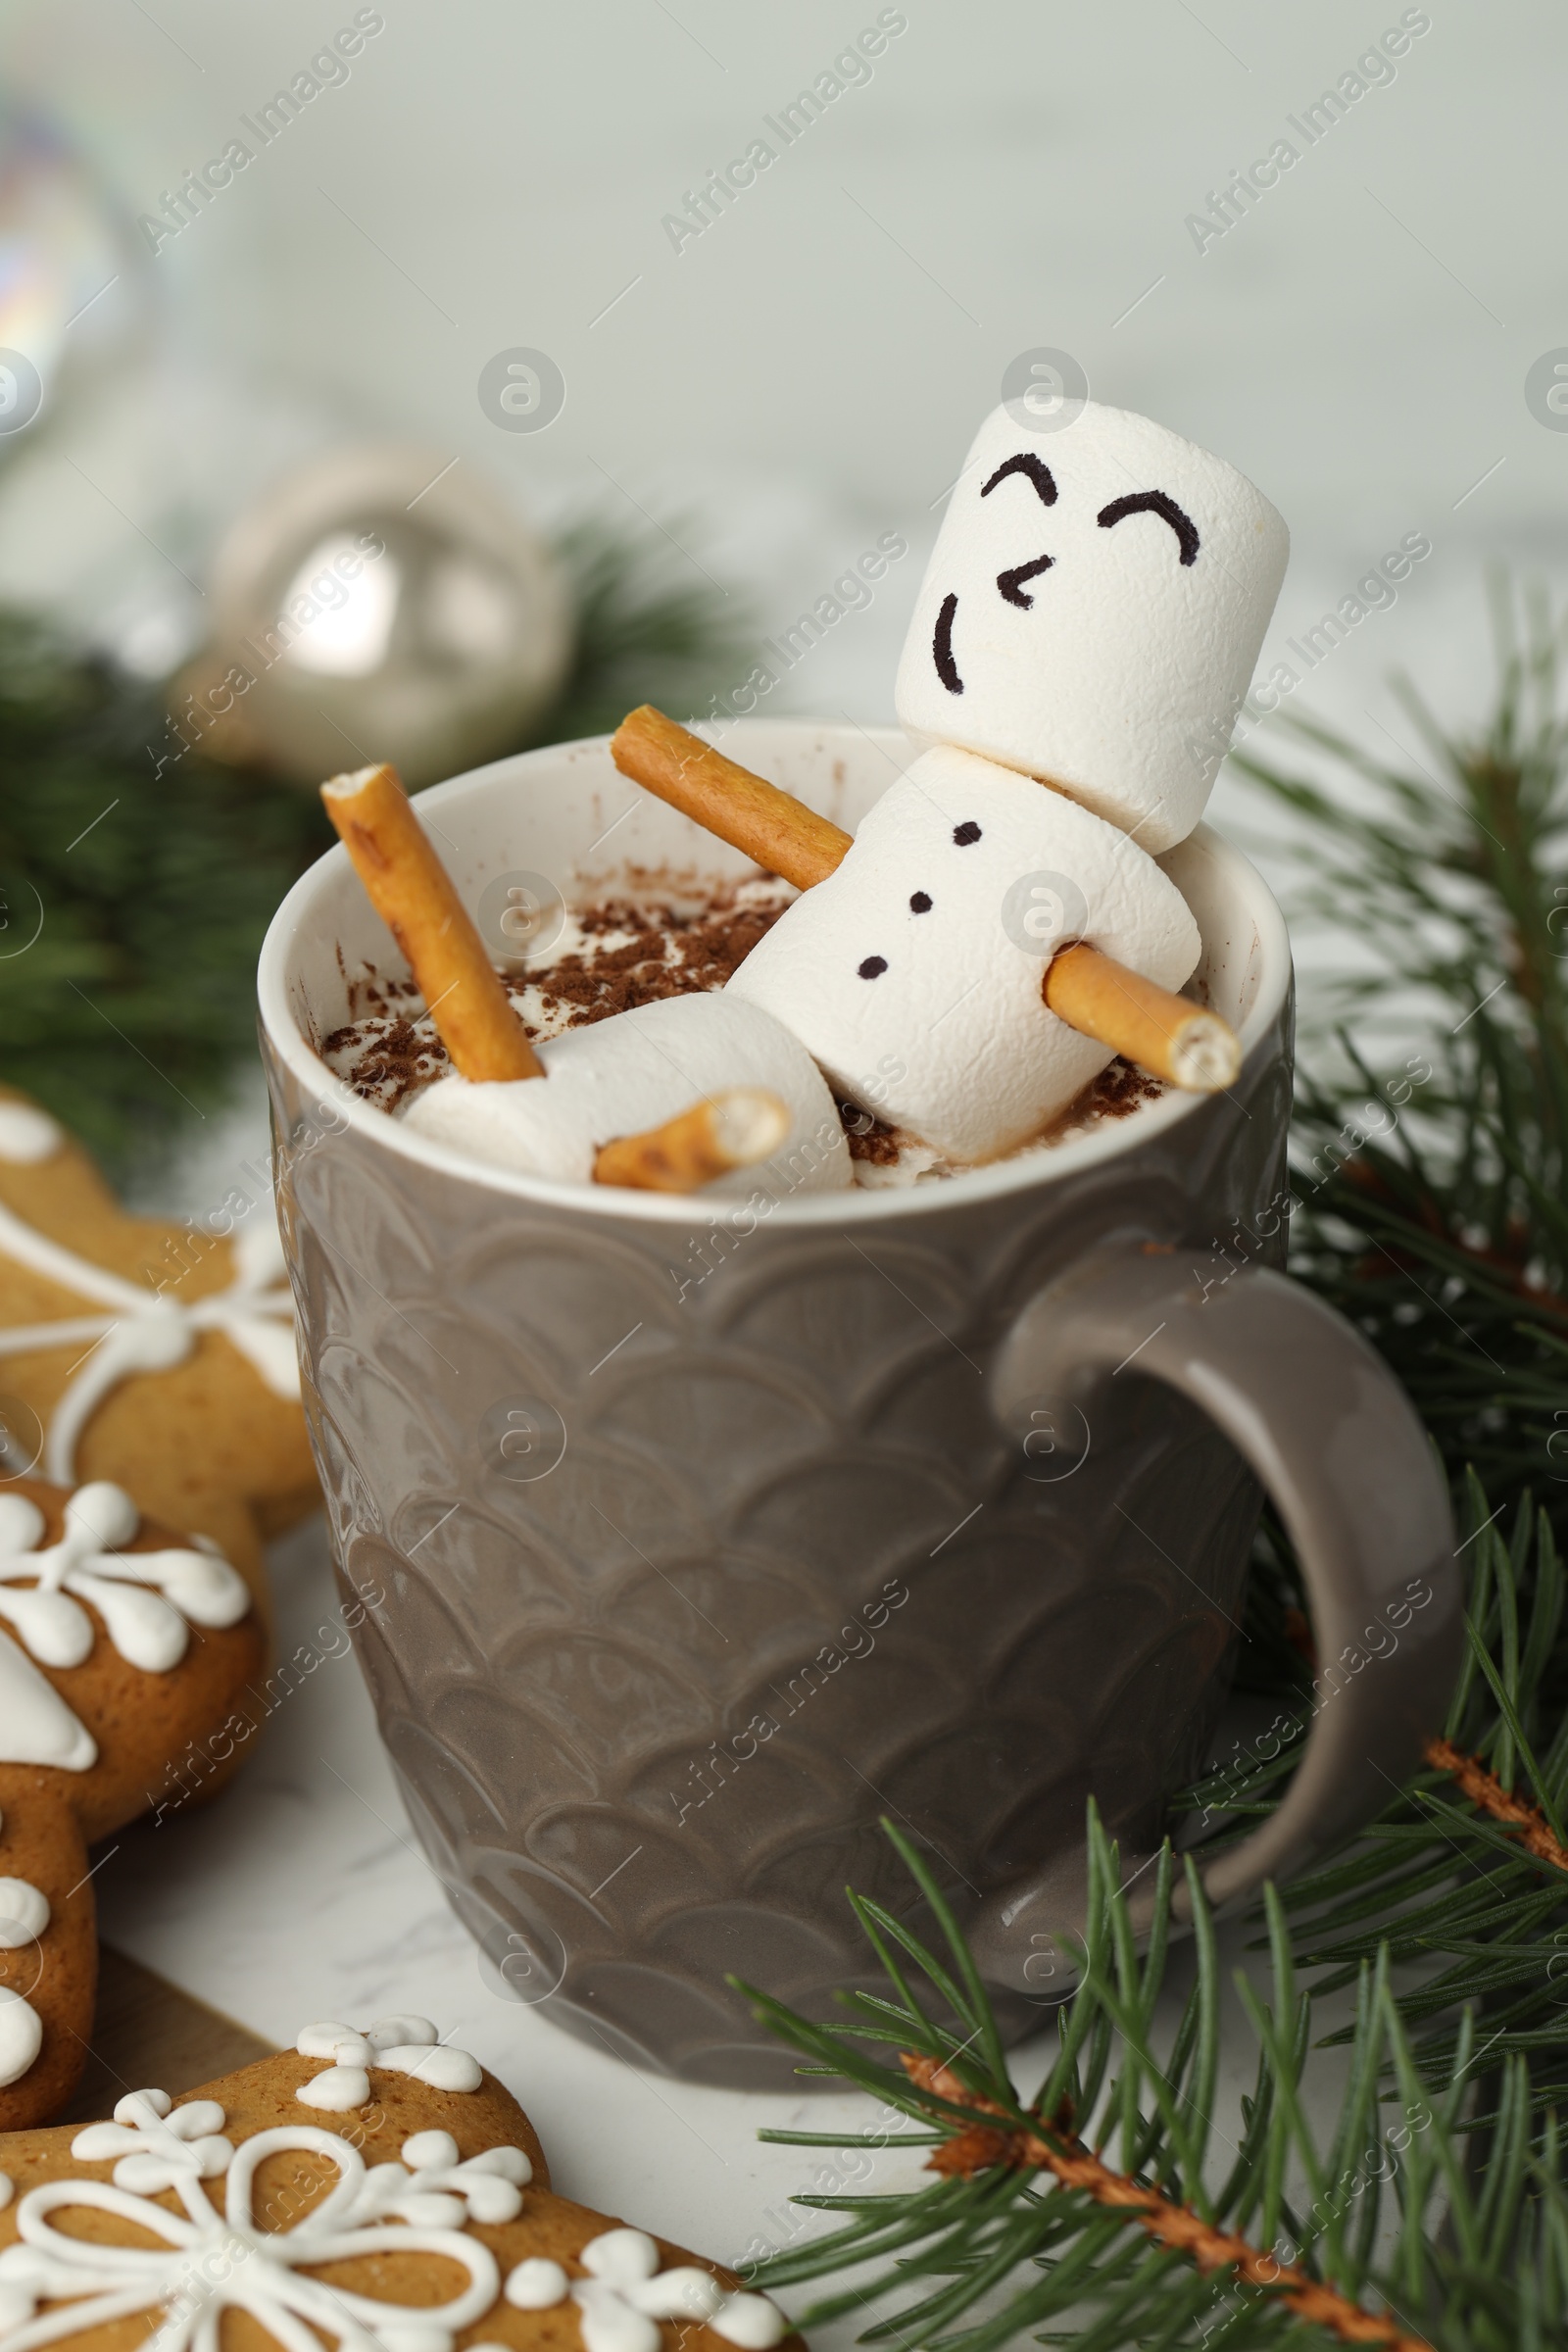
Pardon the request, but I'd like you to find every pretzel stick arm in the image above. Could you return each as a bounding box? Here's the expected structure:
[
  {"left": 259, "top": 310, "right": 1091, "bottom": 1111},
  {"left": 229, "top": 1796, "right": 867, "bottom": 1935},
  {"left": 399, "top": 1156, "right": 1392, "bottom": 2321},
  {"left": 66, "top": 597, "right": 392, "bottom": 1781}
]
[
  {"left": 611, "top": 706, "right": 851, "bottom": 889},
  {"left": 321, "top": 764, "right": 543, "bottom": 1082},
  {"left": 593, "top": 1089, "right": 791, "bottom": 1193},
  {"left": 1045, "top": 943, "right": 1241, "bottom": 1093},
  {"left": 610, "top": 708, "right": 1241, "bottom": 1098}
]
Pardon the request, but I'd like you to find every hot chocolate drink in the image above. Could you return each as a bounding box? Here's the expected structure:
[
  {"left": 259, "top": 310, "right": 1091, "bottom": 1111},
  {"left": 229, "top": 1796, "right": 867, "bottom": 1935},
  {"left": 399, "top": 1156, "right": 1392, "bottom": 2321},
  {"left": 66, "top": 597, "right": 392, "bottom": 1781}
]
[{"left": 318, "top": 869, "right": 1166, "bottom": 1188}]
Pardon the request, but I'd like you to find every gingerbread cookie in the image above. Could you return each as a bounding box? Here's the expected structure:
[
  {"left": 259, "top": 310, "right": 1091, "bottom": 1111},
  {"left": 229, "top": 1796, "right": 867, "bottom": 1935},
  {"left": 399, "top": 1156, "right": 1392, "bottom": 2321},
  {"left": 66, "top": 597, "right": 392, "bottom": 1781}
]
[
  {"left": 0, "top": 2020, "right": 796, "bottom": 2352},
  {"left": 0, "top": 1475, "right": 265, "bottom": 2130},
  {"left": 0, "top": 1089, "right": 318, "bottom": 1602}
]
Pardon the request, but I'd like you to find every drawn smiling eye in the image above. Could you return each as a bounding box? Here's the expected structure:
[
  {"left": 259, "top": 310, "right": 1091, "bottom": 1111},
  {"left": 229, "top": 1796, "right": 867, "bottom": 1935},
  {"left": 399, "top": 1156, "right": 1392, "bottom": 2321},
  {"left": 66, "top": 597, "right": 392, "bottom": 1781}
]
[
  {"left": 1096, "top": 489, "right": 1200, "bottom": 566},
  {"left": 981, "top": 453, "right": 1057, "bottom": 507}
]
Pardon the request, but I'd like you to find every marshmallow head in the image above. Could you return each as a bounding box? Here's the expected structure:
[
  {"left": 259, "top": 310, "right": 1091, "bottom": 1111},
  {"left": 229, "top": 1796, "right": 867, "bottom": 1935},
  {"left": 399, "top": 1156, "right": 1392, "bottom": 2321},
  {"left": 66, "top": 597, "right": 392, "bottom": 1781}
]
[
  {"left": 726, "top": 746, "right": 1200, "bottom": 1163},
  {"left": 895, "top": 401, "right": 1288, "bottom": 851},
  {"left": 402, "top": 991, "right": 851, "bottom": 1195}
]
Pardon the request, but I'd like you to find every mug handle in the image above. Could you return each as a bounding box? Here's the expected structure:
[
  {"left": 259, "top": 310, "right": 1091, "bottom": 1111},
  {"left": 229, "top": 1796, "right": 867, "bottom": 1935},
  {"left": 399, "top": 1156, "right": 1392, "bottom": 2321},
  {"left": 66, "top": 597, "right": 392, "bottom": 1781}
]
[{"left": 973, "top": 1245, "right": 1463, "bottom": 1989}]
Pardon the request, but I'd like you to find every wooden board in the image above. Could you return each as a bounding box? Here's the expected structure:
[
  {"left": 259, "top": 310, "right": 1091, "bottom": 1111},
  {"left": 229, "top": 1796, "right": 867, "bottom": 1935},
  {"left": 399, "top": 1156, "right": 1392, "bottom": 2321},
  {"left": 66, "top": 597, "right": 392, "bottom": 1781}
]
[{"left": 54, "top": 1944, "right": 276, "bottom": 2126}]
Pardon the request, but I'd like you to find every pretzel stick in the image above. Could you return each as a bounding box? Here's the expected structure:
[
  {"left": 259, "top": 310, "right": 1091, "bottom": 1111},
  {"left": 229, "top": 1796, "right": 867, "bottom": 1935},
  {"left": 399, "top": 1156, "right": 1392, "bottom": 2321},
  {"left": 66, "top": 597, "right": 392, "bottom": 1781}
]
[
  {"left": 1044, "top": 944, "right": 1240, "bottom": 1092},
  {"left": 594, "top": 1089, "right": 790, "bottom": 1192},
  {"left": 609, "top": 709, "right": 1241, "bottom": 1094},
  {"left": 321, "top": 764, "right": 543, "bottom": 1083},
  {"left": 612, "top": 705, "right": 850, "bottom": 889}
]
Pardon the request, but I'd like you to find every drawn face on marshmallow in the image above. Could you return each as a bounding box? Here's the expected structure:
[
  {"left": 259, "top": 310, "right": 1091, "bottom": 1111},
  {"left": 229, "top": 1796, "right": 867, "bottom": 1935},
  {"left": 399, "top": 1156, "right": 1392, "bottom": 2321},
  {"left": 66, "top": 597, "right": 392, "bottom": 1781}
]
[{"left": 895, "top": 401, "right": 1289, "bottom": 853}]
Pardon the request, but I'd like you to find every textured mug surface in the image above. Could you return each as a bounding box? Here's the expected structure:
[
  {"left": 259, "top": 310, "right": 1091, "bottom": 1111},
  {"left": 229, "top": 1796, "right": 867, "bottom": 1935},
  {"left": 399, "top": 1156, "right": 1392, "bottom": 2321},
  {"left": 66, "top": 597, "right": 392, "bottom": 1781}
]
[{"left": 260, "top": 720, "right": 1297, "bottom": 2087}]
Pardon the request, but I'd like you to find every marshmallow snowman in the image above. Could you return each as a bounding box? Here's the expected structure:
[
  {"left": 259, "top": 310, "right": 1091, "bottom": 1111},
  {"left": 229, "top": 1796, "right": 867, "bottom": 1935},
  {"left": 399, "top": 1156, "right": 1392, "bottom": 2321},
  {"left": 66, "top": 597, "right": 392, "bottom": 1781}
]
[
  {"left": 402, "top": 398, "right": 1285, "bottom": 1187},
  {"left": 726, "top": 743, "right": 1199, "bottom": 1162},
  {"left": 895, "top": 400, "right": 1289, "bottom": 852},
  {"left": 724, "top": 397, "right": 1287, "bottom": 1160},
  {"left": 403, "top": 991, "right": 852, "bottom": 1194}
]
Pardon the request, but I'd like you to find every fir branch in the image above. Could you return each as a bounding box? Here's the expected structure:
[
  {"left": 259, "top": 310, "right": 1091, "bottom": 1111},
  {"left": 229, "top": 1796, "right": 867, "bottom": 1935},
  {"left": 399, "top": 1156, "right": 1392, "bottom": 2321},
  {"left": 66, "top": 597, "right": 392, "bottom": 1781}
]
[
  {"left": 0, "top": 518, "right": 747, "bottom": 1176},
  {"left": 899, "top": 2051, "right": 1431, "bottom": 2350},
  {"left": 1232, "top": 577, "right": 1568, "bottom": 1514},
  {"left": 1177, "top": 1476, "right": 1568, "bottom": 2133},
  {"left": 0, "top": 612, "right": 331, "bottom": 1177},
  {"left": 745, "top": 1469, "right": 1568, "bottom": 2344},
  {"left": 1424, "top": 1737, "right": 1568, "bottom": 1873},
  {"left": 738, "top": 1817, "right": 1565, "bottom": 2350}
]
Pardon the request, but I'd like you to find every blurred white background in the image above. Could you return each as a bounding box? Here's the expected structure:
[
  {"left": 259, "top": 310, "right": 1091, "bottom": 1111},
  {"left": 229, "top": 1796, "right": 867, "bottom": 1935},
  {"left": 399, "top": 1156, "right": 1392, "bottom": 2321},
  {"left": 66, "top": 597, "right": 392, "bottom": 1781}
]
[{"left": 3, "top": 0, "right": 1565, "bottom": 756}]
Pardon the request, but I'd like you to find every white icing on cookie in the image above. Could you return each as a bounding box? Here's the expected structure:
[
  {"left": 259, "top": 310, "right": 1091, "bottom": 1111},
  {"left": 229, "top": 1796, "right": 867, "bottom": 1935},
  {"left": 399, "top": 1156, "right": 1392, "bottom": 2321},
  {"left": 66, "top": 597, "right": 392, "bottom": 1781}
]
[
  {"left": 294, "top": 2018, "right": 483, "bottom": 2109},
  {"left": 0, "top": 2173, "right": 11, "bottom": 2212},
  {"left": 299, "top": 2065, "right": 371, "bottom": 2111},
  {"left": 365, "top": 2012, "right": 440, "bottom": 2048},
  {"left": 506, "top": 2256, "right": 570, "bottom": 2310},
  {"left": 298, "top": 2021, "right": 376, "bottom": 2063},
  {"left": 380, "top": 2044, "right": 483, "bottom": 2092},
  {"left": 710, "top": 2292, "right": 792, "bottom": 2347},
  {"left": 0, "top": 2107, "right": 503, "bottom": 2351},
  {"left": 0, "top": 1481, "right": 250, "bottom": 1676},
  {"left": 0, "top": 1189, "right": 300, "bottom": 1484},
  {"left": 0, "top": 1483, "right": 249, "bottom": 1772},
  {"left": 0, "top": 1636, "right": 97, "bottom": 1770},
  {"left": 0, "top": 2039, "right": 785, "bottom": 2351},
  {"left": 0, "top": 1880, "right": 49, "bottom": 1948},
  {"left": 0, "top": 1105, "right": 63, "bottom": 1165},
  {"left": 72, "top": 2088, "right": 234, "bottom": 2190},
  {"left": 564, "top": 2228, "right": 788, "bottom": 2352},
  {"left": 388, "top": 2135, "right": 528, "bottom": 2228},
  {"left": 0, "top": 1987, "right": 42, "bottom": 2088}
]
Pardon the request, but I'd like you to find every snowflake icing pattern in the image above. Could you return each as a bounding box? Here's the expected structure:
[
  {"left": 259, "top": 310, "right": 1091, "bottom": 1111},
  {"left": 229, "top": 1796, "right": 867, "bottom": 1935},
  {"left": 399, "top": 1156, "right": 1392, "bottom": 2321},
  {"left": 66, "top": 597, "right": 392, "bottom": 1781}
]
[
  {"left": 0, "top": 2086, "right": 528, "bottom": 2352},
  {"left": 0, "top": 1483, "right": 250, "bottom": 1675}
]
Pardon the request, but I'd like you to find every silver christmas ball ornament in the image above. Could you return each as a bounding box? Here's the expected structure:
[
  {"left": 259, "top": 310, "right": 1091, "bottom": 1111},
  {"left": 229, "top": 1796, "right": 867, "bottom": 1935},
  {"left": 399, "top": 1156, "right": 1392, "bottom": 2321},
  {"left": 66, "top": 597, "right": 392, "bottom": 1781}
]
[{"left": 205, "top": 444, "right": 574, "bottom": 787}]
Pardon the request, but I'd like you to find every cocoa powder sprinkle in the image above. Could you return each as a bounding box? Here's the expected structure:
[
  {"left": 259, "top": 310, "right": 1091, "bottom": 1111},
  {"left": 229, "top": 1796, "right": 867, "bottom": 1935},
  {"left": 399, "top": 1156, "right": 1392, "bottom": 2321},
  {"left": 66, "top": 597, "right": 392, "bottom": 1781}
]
[
  {"left": 322, "top": 883, "right": 1172, "bottom": 1163},
  {"left": 326, "top": 883, "right": 791, "bottom": 1109}
]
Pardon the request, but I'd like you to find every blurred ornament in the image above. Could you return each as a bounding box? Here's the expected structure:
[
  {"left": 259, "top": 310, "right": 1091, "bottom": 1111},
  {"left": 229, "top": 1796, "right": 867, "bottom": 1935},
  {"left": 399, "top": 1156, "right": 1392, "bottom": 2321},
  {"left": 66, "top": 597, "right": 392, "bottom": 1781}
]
[
  {"left": 0, "top": 108, "right": 154, "bottom": 440},
  {"left": 192, "top": 444, "right": 574, "bottom": 788}
]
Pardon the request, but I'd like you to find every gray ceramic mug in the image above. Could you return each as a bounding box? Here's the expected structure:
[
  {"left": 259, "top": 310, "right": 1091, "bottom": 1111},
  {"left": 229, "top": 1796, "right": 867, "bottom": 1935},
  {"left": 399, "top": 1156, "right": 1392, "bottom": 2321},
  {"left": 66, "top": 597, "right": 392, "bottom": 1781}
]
[{"left": 259, "top": 719, "right": 1461, "bottom": 2088}]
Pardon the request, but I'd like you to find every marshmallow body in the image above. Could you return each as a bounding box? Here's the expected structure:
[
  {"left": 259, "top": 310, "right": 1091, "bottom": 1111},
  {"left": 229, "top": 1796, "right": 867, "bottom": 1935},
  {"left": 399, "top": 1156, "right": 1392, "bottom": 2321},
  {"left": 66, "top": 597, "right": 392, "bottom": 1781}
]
[
  {"left": 895, "top": 400, "right": 1288, "bottom": 851},
  {"left": 725, "top": 745, "right": 1200, "bottom": 1162},
  {"left": 401, "top": 991, "right": 852, "bottom": 1194}
]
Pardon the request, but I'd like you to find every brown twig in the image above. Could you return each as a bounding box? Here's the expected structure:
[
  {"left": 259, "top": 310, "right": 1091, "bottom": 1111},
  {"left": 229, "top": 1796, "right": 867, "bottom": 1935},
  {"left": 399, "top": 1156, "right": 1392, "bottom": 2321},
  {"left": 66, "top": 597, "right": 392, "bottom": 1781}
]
[
  {"left": 1423, "top": 1736, "right": 1568, "bottom": 1873},
  {"left": 901, "top": 2055, "right": 1434, "bottom": 2352}
]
